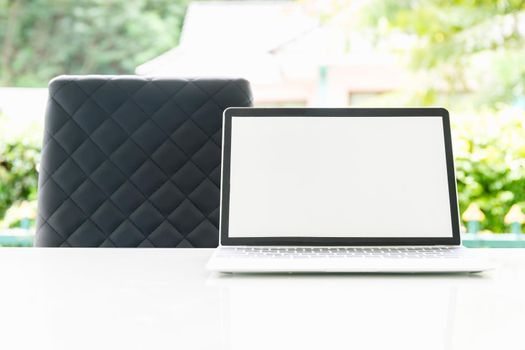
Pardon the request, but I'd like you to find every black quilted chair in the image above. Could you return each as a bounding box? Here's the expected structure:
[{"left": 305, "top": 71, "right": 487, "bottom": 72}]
[{"left": 35, "top": 75, "right": 253, "bottom": 247}]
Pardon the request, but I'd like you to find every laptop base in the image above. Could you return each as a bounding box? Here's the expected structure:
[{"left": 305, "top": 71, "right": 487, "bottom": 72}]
[{"left": 206, "top": 246, "right": 494, "bottom": 274}]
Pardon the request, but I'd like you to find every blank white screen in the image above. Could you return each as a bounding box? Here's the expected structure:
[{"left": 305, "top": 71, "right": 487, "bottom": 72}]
[{"left": 228, "top": 117, "right": 453, "bottom": 237}]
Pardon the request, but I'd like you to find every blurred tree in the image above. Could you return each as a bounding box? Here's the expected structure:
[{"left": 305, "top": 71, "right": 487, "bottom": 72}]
[
  {"left": 362, "top": 0, "right": 525, "bottom": 109},
  {"left": 0, "top": 139, "right": 39, "bottom": 221},
  {"left": 454, "top": 113, "right": 525, "bottom": 232},
  {"left": 0, "top": 0, "right": 191, "bottom": 86}
]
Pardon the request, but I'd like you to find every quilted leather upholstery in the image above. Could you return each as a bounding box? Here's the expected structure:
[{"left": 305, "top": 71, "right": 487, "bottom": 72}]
[{"left": 35, "top": 75, "right": 252, "bottom": 247}]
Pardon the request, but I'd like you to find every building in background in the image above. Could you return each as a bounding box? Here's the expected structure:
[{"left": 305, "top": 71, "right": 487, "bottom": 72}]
[{"left": 136, "top": 1, "right": 409, "bottom": 107}]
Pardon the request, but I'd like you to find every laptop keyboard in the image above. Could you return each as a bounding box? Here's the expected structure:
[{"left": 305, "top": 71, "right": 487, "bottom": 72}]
[{"left": 217, "top": 247, "right": 464, "bottom": 259}]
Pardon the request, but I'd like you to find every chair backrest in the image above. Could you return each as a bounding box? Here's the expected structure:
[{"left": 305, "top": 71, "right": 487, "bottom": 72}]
[{"left": 35, "top": 76, "right": 253, "bottom": 247}]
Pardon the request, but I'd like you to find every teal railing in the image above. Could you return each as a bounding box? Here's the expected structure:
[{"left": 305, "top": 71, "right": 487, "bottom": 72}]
[
  {"left": 0, "top": 229, "right": 33, "bottom": 247},
  {"left": 0, "top": 230, "right": 524, "bottom": 248},
  {"left": 461, "top": 233, "right": 525, "bottom": 248}
]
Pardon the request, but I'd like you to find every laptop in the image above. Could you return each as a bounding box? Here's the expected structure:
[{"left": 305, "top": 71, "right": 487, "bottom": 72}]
[{"left": 206, "top": 108, "right": 494, "bottom": 273}]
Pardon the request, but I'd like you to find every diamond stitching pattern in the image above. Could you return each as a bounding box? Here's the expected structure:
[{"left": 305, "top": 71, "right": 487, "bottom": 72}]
[{"left": 36, "top": 76, "right": 253, "bottom": 247}]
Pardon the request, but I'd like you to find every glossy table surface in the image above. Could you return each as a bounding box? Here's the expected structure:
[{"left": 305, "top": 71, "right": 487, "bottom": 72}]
[{"left": 0, "top": 248, "right": 523, "bottom": 350}]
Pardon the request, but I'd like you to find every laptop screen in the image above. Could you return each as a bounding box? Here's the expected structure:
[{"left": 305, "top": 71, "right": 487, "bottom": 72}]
[{"left": 222, "top": 111, "right": 459, "bottom": 244}]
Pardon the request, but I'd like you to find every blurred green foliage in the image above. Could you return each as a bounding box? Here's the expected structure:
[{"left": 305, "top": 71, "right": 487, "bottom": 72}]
[
  {"left": 362, "top": 0, "right": 525, "bottom": 109},
  {"left": 453, "top": 112, "right": 525, "bottom": 232},
  {"left": 0, "top": 138, "right": 39, "bottom": 221},
  {"left": 0, "top": 0, "right": 191, "bottom": 86}
]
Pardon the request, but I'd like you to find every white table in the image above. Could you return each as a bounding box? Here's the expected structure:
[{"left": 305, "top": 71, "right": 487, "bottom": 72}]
[{"left": 0, "top": 248, "right": 523, "bottom": 350}]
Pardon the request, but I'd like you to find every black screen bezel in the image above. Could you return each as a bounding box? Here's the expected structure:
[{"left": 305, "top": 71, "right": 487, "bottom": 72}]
[{"left": 220, "top": 108, "right": 461, "bottom": 246}]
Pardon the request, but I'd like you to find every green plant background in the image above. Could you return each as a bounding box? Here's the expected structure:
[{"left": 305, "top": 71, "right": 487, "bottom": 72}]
[
  {"left": 1, "top": 0, "right": 525, "bottom": 234},
  {"left": 453, "top": 112, "right": 525, "bottom": 233},
  {"left": 0, "top": 140, "right": 38, "bottom": 222}
]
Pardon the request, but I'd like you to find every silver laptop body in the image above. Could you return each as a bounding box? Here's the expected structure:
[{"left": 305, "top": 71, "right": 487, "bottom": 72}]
[{"left": 207, "top": 108, "right": 493, "bottom": 273}]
